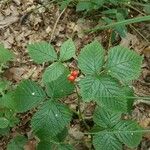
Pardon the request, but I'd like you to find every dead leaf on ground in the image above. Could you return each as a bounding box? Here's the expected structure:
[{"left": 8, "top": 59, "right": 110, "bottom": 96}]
[
  {"left": 24, "top": 139, "right": 36, "bottom": 150},
  {"left": 69, "top": 125, "right": 84, "bottom": 140},
  {"left": 0, "top": 15, "right": 19, "bottom": 29}
]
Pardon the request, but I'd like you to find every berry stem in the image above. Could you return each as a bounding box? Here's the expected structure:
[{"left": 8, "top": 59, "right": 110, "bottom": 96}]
[{"left": 75, "top": 85, "right": 90, "bottom": 130}]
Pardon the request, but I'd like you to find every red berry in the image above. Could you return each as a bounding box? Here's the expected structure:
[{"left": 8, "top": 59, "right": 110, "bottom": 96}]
[
  {"left": 71, "top": 70, "right": 79, "bottom": 77},
  {"left": 67, "top": 75, "right": 75, "bottom": 82}
]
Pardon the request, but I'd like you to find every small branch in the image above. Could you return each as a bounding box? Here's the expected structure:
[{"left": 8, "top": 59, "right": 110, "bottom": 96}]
[
  {"left": 130, "top": 24, "right": 150, "bottom": 44},
  {"left": 49, "top": 8, "right": 66, "bottom": 43}
]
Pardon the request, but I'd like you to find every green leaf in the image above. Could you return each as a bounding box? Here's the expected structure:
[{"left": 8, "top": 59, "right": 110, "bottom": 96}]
[
  {"left": 57, "top": 144, "right": 74, "bottom": 150},
  {"left": 93, "top": 120, "right": 143, "bottom": 150},
  {"left": 122, "top": 86, "right": 134, "bottom": 113},
  {"left": 37, "top": 141, "right": 53, "bottom": 150},
  {"left": 14, "top": 80, "right": 46, "bottom": 112},
  {"left": 106, "top": 46, "right": 143, "bottom": 81},
  {"left": 0, "top": 80, "right": 10, "bottom": 93},
  {"left": 31, "top": 101, "right": 72, "bottom": 137},
  {"left": 144, "top": 4, "right": 150, "bottom": 14},
  {"left": 114, "top": 120, "right": 143, "bottom": 148},
  {"left": 36, "top": 127, "right": 68, "bottom": 143},
  {"left": 76, "top": 1, "right": 92, "bottom": 11},
  {"left": 59, "top": 39, "right": 76, "bottom": 61},
  {"left": 27, "top": 42, "right": 57, "bottom": 64},
  {"left": 59, "top": 0, "right": 72, "bottom": 10},
  {"left": 46, "top": 70, "right": 74, "bottom": 99},
  {"left": 42, "top": 62, "right": 66, "bottom": 84},
  {"left": 0, "top": 117, "right": 9, "bottom": 128},
  {"left": 93, "top": 132, "right": 122, "bottom": 150},
  {"left": 115, "top": 13, "right": 127, "bottom": 37},
  {"left": 7, "top": 135, "right": 27, "bottom": 150},
  {"left": 78, "top": 40, "right": 105, "bottom": 75},
  {"left": 0, "top": 92, "right": 16, "bottom": 110},
  {"left": 0, "top": 127, "right": 10, "bottom": 136},
  {"left": 0, "top": 44, "right": 14, "bottom": 64},
  {"left": 93, "top": 107, "right": 121, "bottom": 128},
  {"left": 79, "top": 75, "right": 127, "bottom": 112}
]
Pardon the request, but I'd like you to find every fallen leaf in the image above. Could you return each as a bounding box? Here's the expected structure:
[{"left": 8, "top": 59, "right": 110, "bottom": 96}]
[{"left": 0, "top": 15, "right": 19, "bottom": 29}]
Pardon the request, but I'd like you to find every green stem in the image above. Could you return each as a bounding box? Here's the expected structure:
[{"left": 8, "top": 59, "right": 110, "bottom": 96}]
[
  {"left": 86, "top": 15, "right": 150, "bottom": 33},
  {"left": 75, "top": 85, "right": 90, "bottom": 130}
]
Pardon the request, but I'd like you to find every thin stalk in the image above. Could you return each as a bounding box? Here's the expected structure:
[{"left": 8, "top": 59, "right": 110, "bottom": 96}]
[
  {"left": 49, "top": 8, "right": 66, "bottom": 42},
  {"left": 130, "top": 24, "right": 150, "bottom": 44},
  {"left": 131, "top": 2, "right": 148, "bottom": 7},
  {"left": 86, "top": 15, "right": 150, "bottom": 33},
  {"left": 75, "top": 85, "right": 90, "bottom": 130},
  {"left": 124, "top": 3, "right": 146, "bottom": 15}
]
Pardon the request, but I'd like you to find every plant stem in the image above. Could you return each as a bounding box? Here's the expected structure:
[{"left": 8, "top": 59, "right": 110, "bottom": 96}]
[
  {"left": 75, "top": 85, "right": 90, "bottom": 130},
  {"left": 86, "top": 15, "right": 150, "bottom": 33}
]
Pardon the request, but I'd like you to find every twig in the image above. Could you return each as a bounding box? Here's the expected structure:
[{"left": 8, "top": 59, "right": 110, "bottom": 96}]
[
  {"left": 49, "top": 8, "right": 66, "bottom": 43},
  {"left": 130, "top": 24, "right": 150, "bottom": 44}
]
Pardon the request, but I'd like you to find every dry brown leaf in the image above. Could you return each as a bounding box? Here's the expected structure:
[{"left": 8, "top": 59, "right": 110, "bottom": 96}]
[
  {"left": 143, "top": 46, "right": 150, "bottom": 59},
  {"left": 69, "top": 125, "right": 84, "bottom": 140},
  {"left": 0, "top": 15, "right": 19, "bottom": 29},
  {"left": 24, "top": 140, "right": 36, "bottom": 150}
]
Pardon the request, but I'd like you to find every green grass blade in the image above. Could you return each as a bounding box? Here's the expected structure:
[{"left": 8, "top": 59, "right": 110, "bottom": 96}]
[{"left": 87, "top": 15, "right": 150, "bottom": 33}]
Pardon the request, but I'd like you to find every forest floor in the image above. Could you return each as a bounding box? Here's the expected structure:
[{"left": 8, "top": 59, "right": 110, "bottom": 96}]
[{"left": 0, "top": 0, "right": 150, "bottom": 150}]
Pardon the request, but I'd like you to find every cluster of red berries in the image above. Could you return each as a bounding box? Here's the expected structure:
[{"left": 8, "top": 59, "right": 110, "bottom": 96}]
[{"left": 67, "top": 70, "right": 79, "bottom": 82}]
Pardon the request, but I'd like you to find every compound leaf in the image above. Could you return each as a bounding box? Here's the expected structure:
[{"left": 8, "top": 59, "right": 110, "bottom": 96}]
[
  {"left": 31, "top": 101, "right": 72, "bottom": 137},
  {"left": 7, "top": 135, "right": 27, "bottom": 150},
  {"left": 106, "top": 46, "right": 143, "bottom": 81},
  {"left": 79, "top": 75, "right": 127, "bottom": 112},
  {"left": 27, "top": 42, "right": 57, "bottom": 64},
  {"left": 59, "top": 39, "right": 76, "bottom": 61},
  {"left": 14, "top": 80, "right": 46, "bottom": 112},
  {"left": 78, "top": 40, "right": 105, "bottom": 75}
]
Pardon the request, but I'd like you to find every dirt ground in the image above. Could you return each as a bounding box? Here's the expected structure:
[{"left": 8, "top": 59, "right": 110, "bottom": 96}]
[{"left": 0, "top": 0, "right": 150, "bottom": 150}]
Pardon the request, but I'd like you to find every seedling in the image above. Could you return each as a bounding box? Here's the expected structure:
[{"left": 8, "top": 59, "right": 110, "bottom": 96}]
[{"left": 0, "top": 40, "right": 147, "bottom": 150}]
